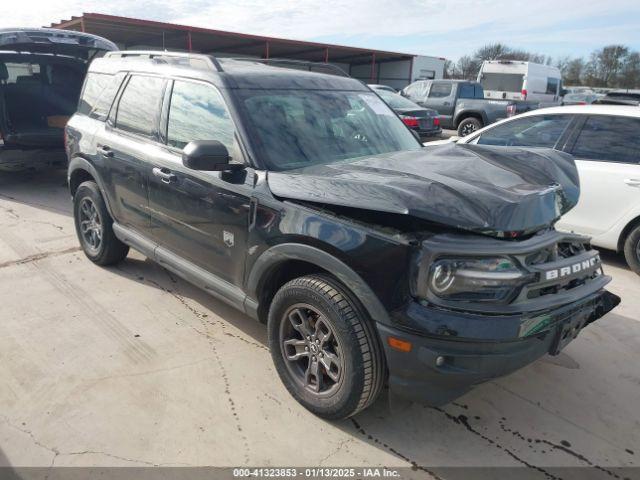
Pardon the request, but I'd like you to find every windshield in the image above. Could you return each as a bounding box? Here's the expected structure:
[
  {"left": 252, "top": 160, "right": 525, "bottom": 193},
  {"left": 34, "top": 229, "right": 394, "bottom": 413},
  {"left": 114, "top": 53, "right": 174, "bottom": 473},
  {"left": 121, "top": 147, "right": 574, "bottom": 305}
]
[
  {"left": 480, "top": 73, "right": 524, "bottom": 92},
  {"left": 376, "top": 89, "right": 422, "bottom": 110},
  {"left": 236, "top": 89, "right": 421, "bottom": 171}
]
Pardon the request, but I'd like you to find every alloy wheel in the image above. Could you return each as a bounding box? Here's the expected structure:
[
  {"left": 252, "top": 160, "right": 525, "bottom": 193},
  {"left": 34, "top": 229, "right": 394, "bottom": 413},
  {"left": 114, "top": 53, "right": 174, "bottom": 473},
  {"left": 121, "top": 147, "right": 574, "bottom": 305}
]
[
  {"left": 78, "top": 197, "right": 103, "bottom": 254},
  {"left": 280, "top": 303, "right": 343, "bottom": 396}
]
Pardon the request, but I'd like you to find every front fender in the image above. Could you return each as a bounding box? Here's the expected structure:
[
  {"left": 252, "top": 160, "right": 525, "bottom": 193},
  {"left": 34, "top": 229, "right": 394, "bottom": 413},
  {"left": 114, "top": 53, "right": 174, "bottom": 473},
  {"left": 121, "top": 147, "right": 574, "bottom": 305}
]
[{"left": 245, "top": 242, "right": 391, "bottom": 326}]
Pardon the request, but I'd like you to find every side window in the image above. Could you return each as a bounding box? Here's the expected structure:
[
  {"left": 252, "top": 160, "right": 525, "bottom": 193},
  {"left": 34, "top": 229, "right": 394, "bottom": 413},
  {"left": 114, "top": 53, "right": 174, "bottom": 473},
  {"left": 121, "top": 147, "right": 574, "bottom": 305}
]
[
  {"left": 115, "top": 75, "right": 165, "bottom": 137},
  {"left": 78, "top": 72, "right": 122, "bottom": 121},
  {"left": 546, "top": 77, "right": 559, "bottom": 95},
  {"left": 474, "top": 84, "right": 484, "bottom": 99},
  {"left": 571, "top": 116, "right": 640, "bottom": 164},
  {"left": 476, "top": 114, "right": 572, "bottom": 148},
  {"left": 167, "top": 80, "right": 239, "bottom": 159},
  {"left": 428, "top": 83, "right": 452, "bottom": 98},
  {"left": 459, "top": 84, "right": 475, "bottom": 99}
]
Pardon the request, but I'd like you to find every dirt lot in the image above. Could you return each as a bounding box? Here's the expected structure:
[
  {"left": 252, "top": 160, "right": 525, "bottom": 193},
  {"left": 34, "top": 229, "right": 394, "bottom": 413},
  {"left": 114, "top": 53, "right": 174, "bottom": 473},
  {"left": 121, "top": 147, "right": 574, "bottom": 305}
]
[{"left": 0, "top": 168, "right": 639, "bottom": 476}]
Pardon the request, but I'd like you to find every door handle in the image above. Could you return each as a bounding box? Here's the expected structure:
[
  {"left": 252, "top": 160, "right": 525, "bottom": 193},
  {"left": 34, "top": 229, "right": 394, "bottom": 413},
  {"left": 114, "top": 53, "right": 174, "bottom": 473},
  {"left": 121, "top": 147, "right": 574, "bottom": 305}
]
[
  {"left": 99, "top": 145, "right": 114, "bottom": 157},
  {"left": 624, "top": 179, "right": 640, "bottom": 188},
  {"left": 152, "top": 167, "right": 177, "bottom": 184},
  {"left": 443, "top": 101, "right": 451, "bottom": 106}
]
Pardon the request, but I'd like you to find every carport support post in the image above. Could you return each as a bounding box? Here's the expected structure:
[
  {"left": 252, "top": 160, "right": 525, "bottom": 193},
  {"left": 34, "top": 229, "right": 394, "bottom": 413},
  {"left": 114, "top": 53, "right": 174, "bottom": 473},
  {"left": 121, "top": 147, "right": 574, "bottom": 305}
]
[
  {"left": 187, "top": 31, "right": 192, "bottom": 52},
  {"left": 324, "top": 47, "right": 329, "bottom": 63},
  {"left": 370, "top": 53, "right": 376, "bottom": 82},
  {"left": 264, "top": 41, "right": 270, "bottom": 59}
]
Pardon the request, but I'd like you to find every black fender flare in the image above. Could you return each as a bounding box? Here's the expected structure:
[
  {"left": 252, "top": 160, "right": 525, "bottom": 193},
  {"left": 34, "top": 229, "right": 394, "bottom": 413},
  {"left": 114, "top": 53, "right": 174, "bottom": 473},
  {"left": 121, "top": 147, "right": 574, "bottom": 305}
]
[
  {"left": 245, "top": 243, "right": 391, "bottom": 326},
  {"left": 67, "top": 156, "right": 114, "bottom": 217}
]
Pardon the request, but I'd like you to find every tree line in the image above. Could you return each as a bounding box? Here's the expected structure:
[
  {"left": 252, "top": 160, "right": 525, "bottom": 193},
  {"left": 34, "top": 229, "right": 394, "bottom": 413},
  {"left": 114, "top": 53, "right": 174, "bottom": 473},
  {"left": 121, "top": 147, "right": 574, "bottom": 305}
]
[{"left": 444, "top": 43, "right": 640, "bottom": 89}]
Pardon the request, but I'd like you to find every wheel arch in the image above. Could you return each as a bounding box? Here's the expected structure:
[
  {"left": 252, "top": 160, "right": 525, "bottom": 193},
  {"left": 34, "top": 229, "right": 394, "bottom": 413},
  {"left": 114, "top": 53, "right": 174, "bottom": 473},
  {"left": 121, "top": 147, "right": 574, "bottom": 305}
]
[
  {"left": 68, "top": 156, "right": 114, "bottom": 217},
  {"left": 617, "top": 215, "right": 640, "bottom": 252},
  {"left": 245, "top": 243, "right": 391, "bottom": 327},
  {"left": 454, "top": 110, "right": 486, "bottom": 129}
]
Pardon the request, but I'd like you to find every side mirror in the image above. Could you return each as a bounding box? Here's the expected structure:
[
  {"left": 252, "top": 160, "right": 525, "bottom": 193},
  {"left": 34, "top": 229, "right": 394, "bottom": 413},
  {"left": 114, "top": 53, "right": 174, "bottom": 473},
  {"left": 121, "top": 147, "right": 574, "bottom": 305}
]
[{"left": 182, "top": 140, "right": 244, "bottom": 172}]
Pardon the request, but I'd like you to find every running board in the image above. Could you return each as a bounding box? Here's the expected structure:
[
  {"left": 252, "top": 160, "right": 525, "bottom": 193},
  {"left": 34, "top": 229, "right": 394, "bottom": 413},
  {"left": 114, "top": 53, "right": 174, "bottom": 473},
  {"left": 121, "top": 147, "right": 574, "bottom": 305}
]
[{"left": 112, "top": 223, "right": 253, "bottom": 318}]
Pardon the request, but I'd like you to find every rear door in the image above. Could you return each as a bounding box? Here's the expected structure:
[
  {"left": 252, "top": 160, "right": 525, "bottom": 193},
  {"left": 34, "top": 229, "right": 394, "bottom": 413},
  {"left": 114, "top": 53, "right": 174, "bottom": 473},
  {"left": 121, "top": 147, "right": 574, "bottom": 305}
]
[
  {"left": 557, "top": 115, "right": 640, "bottom": 237},
  {"left": 99, "top": 74, "right": 166, "bottom": 232},
  {"left": 146, "top": 79, "right": 252, "bottom": 286}
]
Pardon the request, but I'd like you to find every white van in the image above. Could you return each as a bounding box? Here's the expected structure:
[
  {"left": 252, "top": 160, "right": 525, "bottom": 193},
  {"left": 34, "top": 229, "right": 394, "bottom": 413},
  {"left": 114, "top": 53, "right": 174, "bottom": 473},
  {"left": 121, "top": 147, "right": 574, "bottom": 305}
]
[{"left": 477, "top": 60, "right": 562, "bottom": 107}]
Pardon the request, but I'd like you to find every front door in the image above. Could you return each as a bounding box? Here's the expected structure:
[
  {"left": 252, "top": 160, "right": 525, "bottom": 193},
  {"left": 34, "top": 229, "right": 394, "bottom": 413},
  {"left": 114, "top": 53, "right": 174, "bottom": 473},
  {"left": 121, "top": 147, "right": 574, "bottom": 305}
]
[
  {"left": 146, "top": 79, "right": 252, "bottom": 286},
  {"left": 425, "top": 82, "right": 455, "bottom": 128}
]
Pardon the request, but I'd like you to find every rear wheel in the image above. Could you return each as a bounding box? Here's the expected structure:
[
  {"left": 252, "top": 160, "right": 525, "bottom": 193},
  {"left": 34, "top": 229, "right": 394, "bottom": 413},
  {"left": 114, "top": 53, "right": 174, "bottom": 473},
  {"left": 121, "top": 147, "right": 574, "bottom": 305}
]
[
  {"left": 267, "top": 274, "right": 385, "bottom": 419},
  {"left": 73, "top": 181, "right": 129, "bottom": 266},
  {"left": 457, "top": 117, "right": 483, "bottom": 137},
  {"left": 623, "top": 224, "right": 640, "bottom": 275}
]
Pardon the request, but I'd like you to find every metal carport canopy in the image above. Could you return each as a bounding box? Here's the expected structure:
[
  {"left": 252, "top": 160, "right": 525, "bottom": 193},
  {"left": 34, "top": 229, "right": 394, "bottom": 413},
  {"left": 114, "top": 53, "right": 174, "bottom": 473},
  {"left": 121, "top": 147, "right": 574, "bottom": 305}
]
[{"left": 49, "top": 13, "right": 415, "bottom": 81}]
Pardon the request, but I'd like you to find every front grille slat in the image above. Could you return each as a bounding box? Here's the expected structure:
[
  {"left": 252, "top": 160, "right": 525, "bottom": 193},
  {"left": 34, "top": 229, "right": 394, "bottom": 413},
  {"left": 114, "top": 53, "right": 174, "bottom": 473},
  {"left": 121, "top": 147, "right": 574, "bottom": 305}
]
[{"left": 520, "top": 240, "right": 600, "bottom": 300}]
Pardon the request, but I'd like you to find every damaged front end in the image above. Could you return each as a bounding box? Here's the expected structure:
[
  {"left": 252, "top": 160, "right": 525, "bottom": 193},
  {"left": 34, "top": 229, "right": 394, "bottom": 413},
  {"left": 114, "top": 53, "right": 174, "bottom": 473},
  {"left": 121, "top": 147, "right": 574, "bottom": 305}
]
[
  {"left": 265, "top": 143, "right": 620, "bottom": 406},
  {"left": 380, "top": 229, "right": 620, "bottom": 406}
]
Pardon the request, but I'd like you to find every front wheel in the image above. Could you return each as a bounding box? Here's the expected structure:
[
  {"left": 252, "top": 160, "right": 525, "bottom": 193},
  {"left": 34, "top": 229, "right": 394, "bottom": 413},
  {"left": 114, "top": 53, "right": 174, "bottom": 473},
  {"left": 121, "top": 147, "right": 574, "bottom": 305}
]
[
  {"left": 267, "top": 274, "right": 385, "bottom": 419},
  {"left": 623, "top": 224, "right": 640, "bottom": 275},
  {"left": 457, "top": 117, "right": 483, "bottom": 137}
]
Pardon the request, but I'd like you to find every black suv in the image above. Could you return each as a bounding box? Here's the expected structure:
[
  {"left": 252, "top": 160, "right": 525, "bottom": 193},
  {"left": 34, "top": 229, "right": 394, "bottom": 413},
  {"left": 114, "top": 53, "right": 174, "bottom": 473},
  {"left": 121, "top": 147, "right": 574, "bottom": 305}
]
[{"left": 66, "top": 52, "right": 620, "bottom": 419}]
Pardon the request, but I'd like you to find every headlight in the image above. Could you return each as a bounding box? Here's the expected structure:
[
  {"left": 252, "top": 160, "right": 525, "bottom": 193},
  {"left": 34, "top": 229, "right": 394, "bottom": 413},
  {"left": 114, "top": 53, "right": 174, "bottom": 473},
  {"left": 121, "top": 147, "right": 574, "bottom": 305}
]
[{"left": 428, "top": 257, "right": 527, "bottom": 303}]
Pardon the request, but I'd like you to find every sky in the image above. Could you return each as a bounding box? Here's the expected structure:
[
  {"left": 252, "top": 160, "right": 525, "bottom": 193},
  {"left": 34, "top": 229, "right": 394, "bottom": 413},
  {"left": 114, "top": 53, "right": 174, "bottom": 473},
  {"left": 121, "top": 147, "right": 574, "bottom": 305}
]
[{"left": 2, "top": 0, "right": 640, "bottom": 61}]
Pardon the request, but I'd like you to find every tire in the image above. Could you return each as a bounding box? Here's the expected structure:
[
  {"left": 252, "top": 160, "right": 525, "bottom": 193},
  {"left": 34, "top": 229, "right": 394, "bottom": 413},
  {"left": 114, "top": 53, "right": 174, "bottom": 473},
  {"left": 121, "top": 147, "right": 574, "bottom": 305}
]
[
  {"left": 267, "top": 274, "right": 385, "bottom": 419},
  {"left": 457, "top": 117, "right": 483, "bottom": 137},
  {"left": 623, "top": 224, "right": 640, "bottom": 275},
  {"left": 73, "top": 181, "right": 129, "bottom": 266}
]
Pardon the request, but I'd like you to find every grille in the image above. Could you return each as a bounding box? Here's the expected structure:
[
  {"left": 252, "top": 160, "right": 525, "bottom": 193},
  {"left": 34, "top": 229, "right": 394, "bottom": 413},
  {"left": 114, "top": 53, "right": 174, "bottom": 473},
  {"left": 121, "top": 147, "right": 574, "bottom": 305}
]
[{"left": 524, "top": 240, "right": 600, "bottom": 300}]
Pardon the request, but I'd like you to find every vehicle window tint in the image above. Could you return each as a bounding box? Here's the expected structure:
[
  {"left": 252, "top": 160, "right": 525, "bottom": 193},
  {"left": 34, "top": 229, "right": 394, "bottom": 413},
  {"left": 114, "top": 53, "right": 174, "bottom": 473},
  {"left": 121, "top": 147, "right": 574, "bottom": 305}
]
[
  {"left": 115, "top": 75, "right": 165, "bottom": 137},
  {"left": 428, "top": 83, "right": 452, "bottom": 98},
  {"left": 476, "top": 115, "right": 572, "bottom": 148},
  {"left": 78, "top": 72, "right": 122, "bottom": 121},
  {"left": 571, "top": 116, "right": 640, "bottom": 164},
  {"left": 459, "top": 84, "right": 475, "bottom": 99},
  {"left": 167, "top": 80, "right": 239, "bottom": 158},
  {"left": 546, "top": 77, "right": 559, "bottom": 95},
  {"left": 474, "top": 84, "right": 484, "bottom": 98}
]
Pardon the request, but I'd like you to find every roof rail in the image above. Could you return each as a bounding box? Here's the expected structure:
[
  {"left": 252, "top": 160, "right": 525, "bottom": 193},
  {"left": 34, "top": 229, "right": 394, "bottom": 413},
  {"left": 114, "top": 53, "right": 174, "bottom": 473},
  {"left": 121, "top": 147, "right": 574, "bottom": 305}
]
[
  {"left": 226, "top": 57, "right": 350, "bottom": 77},
  {"left": 104, "top": 50, "right": 223, "bottom": 72}
]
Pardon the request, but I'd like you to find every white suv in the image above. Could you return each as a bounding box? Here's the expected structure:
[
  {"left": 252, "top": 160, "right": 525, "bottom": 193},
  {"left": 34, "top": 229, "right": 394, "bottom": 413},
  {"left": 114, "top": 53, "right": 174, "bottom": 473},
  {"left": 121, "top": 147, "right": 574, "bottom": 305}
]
[{"left": 437, "top": 105, "right": 640, "bottom": 274}]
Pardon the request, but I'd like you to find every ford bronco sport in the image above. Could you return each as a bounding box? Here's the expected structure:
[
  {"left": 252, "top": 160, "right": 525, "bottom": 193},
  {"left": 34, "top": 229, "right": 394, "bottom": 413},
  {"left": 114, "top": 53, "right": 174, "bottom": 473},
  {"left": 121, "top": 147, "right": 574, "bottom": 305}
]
[{"left": 66, "top": 52, "right": 620, "bottom": 419}]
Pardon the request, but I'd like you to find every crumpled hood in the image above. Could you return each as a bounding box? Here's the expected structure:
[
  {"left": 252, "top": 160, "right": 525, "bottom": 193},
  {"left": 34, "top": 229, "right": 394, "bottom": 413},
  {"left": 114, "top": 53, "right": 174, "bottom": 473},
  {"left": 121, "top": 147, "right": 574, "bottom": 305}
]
[{"left": 267, "top": 143, "right": 580, "bottom": 236}]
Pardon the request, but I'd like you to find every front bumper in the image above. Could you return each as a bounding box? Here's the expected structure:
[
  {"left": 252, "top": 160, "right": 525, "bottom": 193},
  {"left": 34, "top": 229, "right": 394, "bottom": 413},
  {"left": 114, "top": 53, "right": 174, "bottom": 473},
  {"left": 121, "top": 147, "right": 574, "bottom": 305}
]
[{"left": 379, "top": 289, "right": 620, "bottom": 406}]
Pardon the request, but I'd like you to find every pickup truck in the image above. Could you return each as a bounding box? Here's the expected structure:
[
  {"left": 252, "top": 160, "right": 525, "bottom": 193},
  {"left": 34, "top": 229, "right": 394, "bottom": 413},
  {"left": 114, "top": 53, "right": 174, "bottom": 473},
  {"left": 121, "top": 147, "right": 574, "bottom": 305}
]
[{"left": 401, "top": 79, "right": 527, "bottom": 136}]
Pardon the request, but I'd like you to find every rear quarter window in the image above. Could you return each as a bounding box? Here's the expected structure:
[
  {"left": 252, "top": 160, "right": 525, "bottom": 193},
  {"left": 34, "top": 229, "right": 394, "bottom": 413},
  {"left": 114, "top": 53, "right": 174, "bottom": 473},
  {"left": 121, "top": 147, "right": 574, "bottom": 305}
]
[
  {"left": 571, "top": 116, "right": 640, "bottom": 164},
  {"left": 78, "top": 72, "right": 123, "bottom": 121}
]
